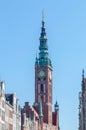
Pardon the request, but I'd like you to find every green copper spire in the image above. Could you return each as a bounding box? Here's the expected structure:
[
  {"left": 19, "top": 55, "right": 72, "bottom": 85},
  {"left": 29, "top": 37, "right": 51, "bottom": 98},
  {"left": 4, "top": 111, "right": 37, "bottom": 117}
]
[
  {"left": 35, "top": 14, "right": 52, "bottom": 67},
  {"left": 39, "top": 13, "right": 48, "bottom": 51},
  {"left": 40, "top": 12, "right": 47, "bottom": 40}
]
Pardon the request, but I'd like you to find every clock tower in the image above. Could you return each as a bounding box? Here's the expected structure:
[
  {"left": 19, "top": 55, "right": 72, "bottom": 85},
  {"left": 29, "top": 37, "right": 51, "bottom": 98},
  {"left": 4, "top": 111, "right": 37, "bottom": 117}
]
[{"left": 34, "top": 16, "right": 53, "bottom": 124}]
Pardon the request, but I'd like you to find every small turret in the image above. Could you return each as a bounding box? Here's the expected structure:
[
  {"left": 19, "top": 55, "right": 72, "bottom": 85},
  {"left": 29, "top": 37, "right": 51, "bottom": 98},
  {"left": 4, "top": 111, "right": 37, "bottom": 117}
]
[
  {"left": 54, "top": 101, "right": 59, "bottom": 111},
  {"left": 52, "top": 101, "right": 59, "bottom": 128}
]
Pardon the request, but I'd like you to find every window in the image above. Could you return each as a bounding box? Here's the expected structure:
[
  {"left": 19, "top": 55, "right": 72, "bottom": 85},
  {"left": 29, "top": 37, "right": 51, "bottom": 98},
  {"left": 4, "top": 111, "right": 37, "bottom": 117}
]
[
  {"left": 38, "top": 78, "right": 41, "bottom": 81},
  {"left": 9, "top": 110, "right": 13, "bottom": 118},
  {"left": 2, "top": 110, "right": 5, "bottom": 121},
  {"left": 2, "top": 100, "right": 5, "bottom": 108},
  {"left": 43, "top": 78, "right": 46, "bottom": 81},
  {"left": 0, "top": 122, "right": 1, "bottom": 130},
  {"left": 9, "top": 124, "right": 13, "bottom": 130},
  {"left": 38, "top": 84, "right": 40, "bottom": 93},
  {"left": 44, "top": 84, "right": 45, "bottom": 93},
  {"left": 2, "top": 123, "right": 5, "bottom": 130},
  {"left": 41, "top": 84, "right": 44, "bottom": 93},
  {"left": 5, "top": 121, "right": 8, "bottom": 130},
  {"left": 0, "top": 109, "right": 1, "bottom": 117}
]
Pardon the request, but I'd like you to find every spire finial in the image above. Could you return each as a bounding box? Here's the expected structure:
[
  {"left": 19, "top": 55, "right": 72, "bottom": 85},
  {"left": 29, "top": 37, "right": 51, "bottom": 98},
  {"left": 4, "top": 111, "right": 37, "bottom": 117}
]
[
  {"left": 42, "top": 9, "right": 45, "bottom": 29},
  {"left": 40, "top": 10, "right": 47, "bottom": 38},
  {"left": 42, "top": 9, "right": 44, "bottom": 22}
]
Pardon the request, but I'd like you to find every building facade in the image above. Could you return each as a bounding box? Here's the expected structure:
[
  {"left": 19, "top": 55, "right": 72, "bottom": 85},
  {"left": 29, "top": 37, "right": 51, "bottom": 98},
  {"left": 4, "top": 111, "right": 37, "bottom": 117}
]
[
  {"left": 0, "top": 81, "right": 5, "bottom": 130},
  {"left": 21, "top": 102, "right": 39, "bottom": 130},
  {"left": 5, "top": 101, "right": 13, "bottom": 130},
  {"left": 0, "top": 80, "right": 21, "bottom": 130},
  {"left": 79, "top": 70, "right": 86, "bottom": 130},
  {"left": 21, "top": 16, "right": 59, "bottom": 130},
  {"left": 5, "top": 93, "right": 21, "bottom": 130}
]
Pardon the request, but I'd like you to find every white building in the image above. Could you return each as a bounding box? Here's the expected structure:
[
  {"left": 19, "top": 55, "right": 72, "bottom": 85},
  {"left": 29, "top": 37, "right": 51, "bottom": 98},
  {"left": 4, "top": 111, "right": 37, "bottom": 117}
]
[
  {"left": 5, "top": 93, "right": 21, "bottom": 130},
  {"left": 0, "top": 81, "right": 5, "bottom": 130},
  {"left": 0, "top": 80, "right": 21, "bottom": 130}
]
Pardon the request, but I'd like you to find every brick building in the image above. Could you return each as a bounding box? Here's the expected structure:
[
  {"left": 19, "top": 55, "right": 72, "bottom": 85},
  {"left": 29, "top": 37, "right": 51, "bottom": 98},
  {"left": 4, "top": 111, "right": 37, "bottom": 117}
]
[{"left": 21, "top": 16, "right": 59, "bottom": 130}]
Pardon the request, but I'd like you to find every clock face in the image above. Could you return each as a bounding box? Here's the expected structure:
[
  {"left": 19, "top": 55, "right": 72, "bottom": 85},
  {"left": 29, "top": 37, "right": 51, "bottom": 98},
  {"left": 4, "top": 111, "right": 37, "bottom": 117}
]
[{"left": 38, "top": 70, "right": 45, "bottom": 78}]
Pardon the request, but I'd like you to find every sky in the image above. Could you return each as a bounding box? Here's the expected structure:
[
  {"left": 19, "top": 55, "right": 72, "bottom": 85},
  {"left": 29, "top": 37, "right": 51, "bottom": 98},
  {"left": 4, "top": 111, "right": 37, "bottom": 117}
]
[{"left": 0, "top": 0, "right": 86, "bottom": 130}]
